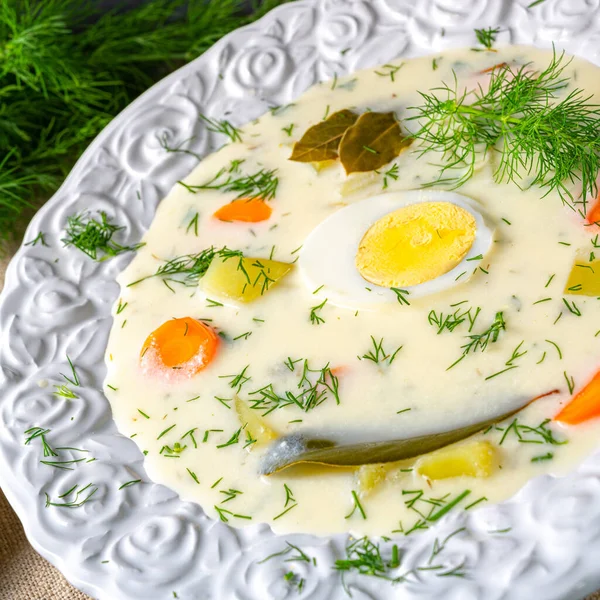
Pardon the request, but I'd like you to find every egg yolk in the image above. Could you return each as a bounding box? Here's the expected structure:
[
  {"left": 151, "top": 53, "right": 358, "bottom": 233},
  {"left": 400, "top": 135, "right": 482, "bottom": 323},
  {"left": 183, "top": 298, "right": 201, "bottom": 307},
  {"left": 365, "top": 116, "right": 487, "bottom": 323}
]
[
  {"left": 140, "top": 317, "right": 218, "bottom": 379},
  {"left": 356, "top": 202, "right": 477, "bottom": 287}
]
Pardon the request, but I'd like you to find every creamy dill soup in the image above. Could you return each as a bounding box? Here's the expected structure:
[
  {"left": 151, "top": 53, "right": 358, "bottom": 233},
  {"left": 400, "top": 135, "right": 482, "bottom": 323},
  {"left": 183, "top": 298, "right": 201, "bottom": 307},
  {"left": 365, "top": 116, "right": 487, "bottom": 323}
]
[{"left": 105, "top": 46, "right": 600, "bottom": 536}]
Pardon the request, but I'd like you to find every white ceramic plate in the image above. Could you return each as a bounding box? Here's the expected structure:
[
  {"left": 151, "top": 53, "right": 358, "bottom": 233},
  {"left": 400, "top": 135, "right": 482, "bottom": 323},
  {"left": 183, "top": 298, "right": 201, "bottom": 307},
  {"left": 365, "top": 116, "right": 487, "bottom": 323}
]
[{"left": 3, "top": 1, "right": 600, "bottom": 598}]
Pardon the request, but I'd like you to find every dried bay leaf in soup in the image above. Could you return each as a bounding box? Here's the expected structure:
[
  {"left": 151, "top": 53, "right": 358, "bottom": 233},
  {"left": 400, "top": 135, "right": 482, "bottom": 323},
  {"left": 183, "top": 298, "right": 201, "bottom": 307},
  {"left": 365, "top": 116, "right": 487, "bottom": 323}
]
[
  {"left": 339, "top": 111, "right": 413, "bottom": 174},
  {"left": 289, "top": 109, "right": 358, "bottom": 163}
]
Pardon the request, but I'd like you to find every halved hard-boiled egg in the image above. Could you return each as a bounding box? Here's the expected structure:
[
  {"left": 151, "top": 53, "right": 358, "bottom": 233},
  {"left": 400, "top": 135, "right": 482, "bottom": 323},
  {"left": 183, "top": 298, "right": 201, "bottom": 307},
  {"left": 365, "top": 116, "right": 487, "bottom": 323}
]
[
  {"left": 299, "top": 190, "right": 494, "bottom": 308},
  {"left": 140, "top": 317, "right": 219, "bottom": 380}
]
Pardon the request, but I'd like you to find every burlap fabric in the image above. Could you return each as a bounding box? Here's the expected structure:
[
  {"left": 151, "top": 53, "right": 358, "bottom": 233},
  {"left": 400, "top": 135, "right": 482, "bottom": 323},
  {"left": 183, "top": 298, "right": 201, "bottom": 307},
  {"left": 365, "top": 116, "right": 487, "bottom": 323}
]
[{"left": 0, "top": 242, "right": 598, "bottom": 600}]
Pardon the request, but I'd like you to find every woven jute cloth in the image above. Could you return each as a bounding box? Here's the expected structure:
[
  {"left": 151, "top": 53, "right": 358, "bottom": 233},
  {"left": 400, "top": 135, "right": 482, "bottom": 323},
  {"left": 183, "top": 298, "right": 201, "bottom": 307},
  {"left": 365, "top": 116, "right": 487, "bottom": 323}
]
[{"left": 0, "top": 244, "right": 599, "bottom": 600}]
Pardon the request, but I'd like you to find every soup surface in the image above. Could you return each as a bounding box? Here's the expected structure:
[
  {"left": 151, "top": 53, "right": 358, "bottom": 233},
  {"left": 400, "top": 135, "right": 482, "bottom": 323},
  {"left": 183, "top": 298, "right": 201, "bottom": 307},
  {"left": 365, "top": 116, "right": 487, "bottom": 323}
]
[{"left": 105, "top": 46, "right": 600, "bottom": 536}]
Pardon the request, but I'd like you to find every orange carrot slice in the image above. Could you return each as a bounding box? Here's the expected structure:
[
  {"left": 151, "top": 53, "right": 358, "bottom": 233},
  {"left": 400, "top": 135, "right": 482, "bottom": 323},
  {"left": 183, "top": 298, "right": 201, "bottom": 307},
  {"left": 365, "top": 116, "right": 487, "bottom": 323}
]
[
  {"left": 586, "top": 193, "right": 600, "bottom": 225},
  {"left": 140, "top": 317, "right": 218, "bottom": 377},
  {"left": 214, "top": 198, "right": 272, "bottom": 222},
  {"left": 554, "top": 368, "right": 600, "bottom": 425}
]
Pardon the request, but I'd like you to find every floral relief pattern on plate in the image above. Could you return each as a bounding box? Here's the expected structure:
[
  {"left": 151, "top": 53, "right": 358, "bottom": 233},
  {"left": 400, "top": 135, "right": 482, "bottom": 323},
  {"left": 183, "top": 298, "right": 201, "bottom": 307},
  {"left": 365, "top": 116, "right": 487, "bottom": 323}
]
[{"left": 1, "top": 1, "right": 600, "bottom": 599}]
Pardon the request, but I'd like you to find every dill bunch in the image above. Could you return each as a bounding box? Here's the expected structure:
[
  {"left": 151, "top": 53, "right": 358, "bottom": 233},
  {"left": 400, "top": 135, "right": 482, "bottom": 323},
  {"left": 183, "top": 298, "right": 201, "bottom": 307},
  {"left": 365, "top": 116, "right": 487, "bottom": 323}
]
[
  {"left": 0, "top": 0, "right": 287, "bottom": 242},
  {"left": 409, "top": 50, "right": 600, "bottom": 213},
  {"left": 62, "top": 211, "right": 144, "bottom": 260}
]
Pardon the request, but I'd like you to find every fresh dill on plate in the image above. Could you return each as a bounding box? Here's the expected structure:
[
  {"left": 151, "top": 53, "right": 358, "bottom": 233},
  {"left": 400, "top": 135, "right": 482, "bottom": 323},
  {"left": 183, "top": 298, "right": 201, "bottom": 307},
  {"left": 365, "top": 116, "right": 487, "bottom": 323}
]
[
  {"left": 62, "top": 212, "right": 143, "bottom": 260},
  {"left": 179, "top": 160, "right": 279, "bottom": 201}
]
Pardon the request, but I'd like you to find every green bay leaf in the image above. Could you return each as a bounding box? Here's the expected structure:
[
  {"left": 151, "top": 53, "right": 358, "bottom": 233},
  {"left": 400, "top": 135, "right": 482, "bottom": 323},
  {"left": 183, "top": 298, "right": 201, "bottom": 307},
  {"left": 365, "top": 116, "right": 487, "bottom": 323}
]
[
  {"left": 289, "top": 109, "right": 358, "bottom": 163},
  {"left": 260, "top": 395, "right": 550, "bottom": 474},
  {"left": 339, "top": 111, "right": 413, "bottom": 174}
]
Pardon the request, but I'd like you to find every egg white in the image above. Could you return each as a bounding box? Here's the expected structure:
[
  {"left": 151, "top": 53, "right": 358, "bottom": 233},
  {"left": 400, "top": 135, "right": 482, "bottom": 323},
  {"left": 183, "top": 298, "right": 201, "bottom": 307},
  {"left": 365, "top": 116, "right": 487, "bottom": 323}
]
[{"left": 298, "top": 189, "right": 494, "bottom": 308}]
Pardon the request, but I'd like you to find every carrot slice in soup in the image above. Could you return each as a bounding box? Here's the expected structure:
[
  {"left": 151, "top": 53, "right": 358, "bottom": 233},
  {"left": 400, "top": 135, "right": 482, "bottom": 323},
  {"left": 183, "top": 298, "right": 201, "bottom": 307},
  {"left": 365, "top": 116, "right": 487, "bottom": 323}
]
[
  {"left": 214, "top": 198, "right": 272, "bottom": 222},
  {"left": 554, "top": 368, "right": 600, "bottom": 425},
  {"left": 586, "top": 194, "right": 600, "bottom": 225},
  {"left": 140, "top": 317, "right": 218, "bottom": 378}
]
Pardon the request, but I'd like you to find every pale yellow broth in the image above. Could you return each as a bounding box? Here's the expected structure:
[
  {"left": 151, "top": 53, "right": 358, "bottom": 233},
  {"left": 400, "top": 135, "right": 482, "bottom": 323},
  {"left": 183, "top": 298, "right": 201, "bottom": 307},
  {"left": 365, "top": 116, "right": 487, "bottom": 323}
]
[{"left": 105, "top": 46, "right": 600, "bottom": 536}]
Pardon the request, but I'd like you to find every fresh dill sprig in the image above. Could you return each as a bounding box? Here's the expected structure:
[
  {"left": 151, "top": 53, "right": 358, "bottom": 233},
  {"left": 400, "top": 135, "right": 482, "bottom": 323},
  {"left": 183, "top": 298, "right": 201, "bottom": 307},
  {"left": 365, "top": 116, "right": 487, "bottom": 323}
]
[
  {"left": 495, "top": 418, "right": 567, "bottom": 446},
  {"left": 334, "top": 527, "right": 468, "bottom": 586},
  {"left": 448, "top": 311, "right": 505, "bottom": 369},
  {"left": 186, "top": 212, "right": 200, "bottom": 236},
  {"left": 374, "top": 63, "right": 404, "bottom": 82},
  {"left": 474, "top": 27, "right": 500, "bottom": 50},
  {"left": 157, "top": 133, "right": 202, "bottom": 161},
  {"left": 45, "top": 482, "right": 98, "bottom": 508},
  {"left": 200, "top": 114, "right": 243, "bottom": 143},
  {"left": 219, "top": 365, "right": 251, "bottom": 392},
  {"left": 179, "top": 159, "right": 278, "bottom": 201},
  {"left": 309, "top": 299, "right": 327, "bottom": 325},
  {"left": 118, "top": 479, "right": 142, "bottom": 490},
  {"left": 214, "top": 505, "right": 251, "bottom": 522},
  {"left": 53, "top": 385, "right": 79, "bottom": 400},
  {"left": 393, "top": 489, "right": 473, "bottom": 536},
  {"left": 24, "top": 427, "right": 57, "bottom": 457},
  {"left": 409, "top": 50, "right": 600, "bottom": 211},
  {"left": 562, "top": 297, "right": 582, "bottom": 316},
  {"left": 281, "top": 123, "right": 294, "bottom": 137},
  {"left": 128, "top": 246, "right": 243, "bottom": 287},
  {"left": 24, "top": 231, "right": 48, "bottom": 247},
  {"left": 273, "top": 483, "right": 298, "bottom": 520},
  {"left": 62, "top": 211, "right": 143, "bottom": 261},
  {"left": 219, "top": 488, "right": 243, "bottom": 503},
  {"left": 391, "top": 287, "right": 410, "bottom": 305},
  {"left": 245, "top": 358, "right": 339, "bottom": 415},
  {"left": 216, "top": 426, "right": 244, "bottom": 449},
  {"left": 485, "top": 340, "right": 527, "bottom": 380},
  {"left": 344, "top": 490, "right": 367, "bottom": 520},
  {"left": 359, "top": 336, "right": 403, "bottom": 366},
  {"left": 428, "top": 305, "right": 480, "bottom": 334},
  {"left": 335, "top": 537, "right": 393, "bottom": 579},
  {"left": 379, "top": 163, "right": 399, "bottom": 189},
  {"left": 258, "top": 541, "right": 312, "bottom": 565}
]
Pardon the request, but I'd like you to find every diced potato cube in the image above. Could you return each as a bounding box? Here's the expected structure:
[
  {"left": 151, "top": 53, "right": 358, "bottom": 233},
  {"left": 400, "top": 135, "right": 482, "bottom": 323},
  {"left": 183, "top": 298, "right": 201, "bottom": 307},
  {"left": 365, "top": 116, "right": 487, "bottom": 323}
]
[
  {"left": 235, "top": 397, "right": 277, "bottom": 448},
  {"left": 356, "top": 463, "right": 395, "bottom": 496},
  {"left": 201, "top": 256, "right": 293, "bottom": 303},
  {"left": 415, "top": 440, "right": 497, "bottom": 481},
  {"left": 339, "top": 171, "right": 379, "bottom": 196},
  {"left": 311, "top": 159, "right": 338, "bottom": 173},
  {"left": 564, "top": 257, "right": 600, "bottom": 296}
]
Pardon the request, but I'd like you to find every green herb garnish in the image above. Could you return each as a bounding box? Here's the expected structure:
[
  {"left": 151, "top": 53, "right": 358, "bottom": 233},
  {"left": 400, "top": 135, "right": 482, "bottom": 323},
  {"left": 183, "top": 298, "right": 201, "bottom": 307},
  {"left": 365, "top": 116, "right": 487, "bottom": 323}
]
[
  {"left": 128, "top": 246, "right": 242, "bottom": 287},
  {"left": 63, "top": 211, "right": 143, "bottom": 260},
  {"left": 200, "top": 114, "right": 242, "bottom": 143},
  {"left": 179, "top": 159, "right": 278, "bottom": 200},
  {"left": 157, "top": 133, "right": 201, "bottom": 161},
  {"left": 448, "top": 311, "right": 505, "bottom": 369},
  {"left": 45, "top": 483, "right": 98, "bottom": 508},
  {"left": 344, "top": 490, "right": 367, "bottom": 520},
  {"left": 410, "top": 51, "right": 600, "bottom": 211},
  {"left": 309, "top": 299, "right": 327, "bottom": 325},
  {"left": 474, "top": 27, "right": 500, "bottom": 50},
  {"left": 359, "top": 336, "right": 403, "bottom": 366},
  {"left": 246, "top": 358, "right": 339, "bottom": 415},
  {"left": 374, "top": 63, "right": 404, "bottom": 82}
]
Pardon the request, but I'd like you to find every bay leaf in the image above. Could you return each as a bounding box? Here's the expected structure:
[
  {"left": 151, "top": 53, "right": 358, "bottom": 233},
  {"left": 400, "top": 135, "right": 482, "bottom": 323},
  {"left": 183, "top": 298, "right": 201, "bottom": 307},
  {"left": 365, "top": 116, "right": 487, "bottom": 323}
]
[
  {"left": 339, "top": 111, "right": 413, "bottom": 174},
  {"left": 289, "top": 109, "right": 358, "bottom": 163},
  {"left": 260, "top": 390, "right": 558, "bottom": 475}
]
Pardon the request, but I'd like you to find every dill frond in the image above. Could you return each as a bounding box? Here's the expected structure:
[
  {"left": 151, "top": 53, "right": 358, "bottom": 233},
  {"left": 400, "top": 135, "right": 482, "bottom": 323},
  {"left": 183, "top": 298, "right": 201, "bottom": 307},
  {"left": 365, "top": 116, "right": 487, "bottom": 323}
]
[
  {"left": 409, "top": 50, "right": 600, "bottom": 212},
  {"left": 0, "top": 0, "right": 289, "bottom": 242},
  {"left": 62, "top": 211, "right": 143, "bottom": 260}
]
